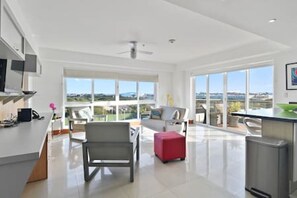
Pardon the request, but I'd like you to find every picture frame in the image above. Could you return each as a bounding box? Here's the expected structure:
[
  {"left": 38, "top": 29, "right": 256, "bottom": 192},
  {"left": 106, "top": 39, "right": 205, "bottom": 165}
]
[{"left": 286, "top": 62, "right": 297, "bottom": 90}]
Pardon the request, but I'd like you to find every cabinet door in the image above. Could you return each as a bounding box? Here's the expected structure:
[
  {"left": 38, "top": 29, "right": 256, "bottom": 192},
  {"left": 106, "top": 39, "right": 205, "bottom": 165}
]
[{"left": 1, "top": 7, "right": 24, "bottom": 57}]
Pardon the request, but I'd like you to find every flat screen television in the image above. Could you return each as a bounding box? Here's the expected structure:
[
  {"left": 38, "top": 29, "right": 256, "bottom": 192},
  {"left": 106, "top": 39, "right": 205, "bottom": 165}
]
[{"left": 0, "top": 59, "right": 24, "bottom": 94}]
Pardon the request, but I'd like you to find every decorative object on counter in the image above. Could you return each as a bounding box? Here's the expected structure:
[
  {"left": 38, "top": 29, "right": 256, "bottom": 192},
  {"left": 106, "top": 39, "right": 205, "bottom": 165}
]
[
  {"left": 49, "top": 103, "right": 57, "bottom": 119},
  {"left": 286, "top": 62, "right": 297, "bottom": 90},
  {"left": 276, "top": 103, "right": 297, "bottom": 112}
]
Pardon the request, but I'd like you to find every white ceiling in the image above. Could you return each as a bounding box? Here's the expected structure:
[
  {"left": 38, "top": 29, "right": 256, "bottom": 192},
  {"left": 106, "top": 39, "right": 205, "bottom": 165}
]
[
  {"left": 17, "top": 0, "right": 291, "bottom": 64},
  {"left": 164, "top": 0, "right": 297, "bottom": 48}
]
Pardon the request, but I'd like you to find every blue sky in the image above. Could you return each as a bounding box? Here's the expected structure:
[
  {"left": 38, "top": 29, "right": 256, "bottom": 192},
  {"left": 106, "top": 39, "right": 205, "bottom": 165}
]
[
  {"left": 196, "top": 66, "right": 273, "bottom": 93},
  {"left": 66, "top": 78, "right": 154, "bottom": 94}
]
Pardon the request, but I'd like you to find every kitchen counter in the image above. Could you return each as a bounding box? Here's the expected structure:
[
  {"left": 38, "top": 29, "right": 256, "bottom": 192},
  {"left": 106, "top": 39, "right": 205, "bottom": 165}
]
[
  {"left": 232, "top": 108, "right": 297, "bottom": 194},
  {"left": 232, "top": 108, "right": 297, "bottom": 122},
  {"left": 0, "top": 113, "right": 51, "bottom": 198}
]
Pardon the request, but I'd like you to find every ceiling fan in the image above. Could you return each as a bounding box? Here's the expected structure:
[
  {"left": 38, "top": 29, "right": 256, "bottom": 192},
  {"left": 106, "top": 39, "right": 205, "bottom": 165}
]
[{"left": 118, "top": 41, "right": 153, "bottom": 59}]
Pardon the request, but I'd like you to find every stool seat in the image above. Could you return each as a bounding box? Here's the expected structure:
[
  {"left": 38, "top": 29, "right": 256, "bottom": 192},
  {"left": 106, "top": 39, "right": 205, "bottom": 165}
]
[{"left": 154, "top": 131, "right": 186, "bottom": 163}]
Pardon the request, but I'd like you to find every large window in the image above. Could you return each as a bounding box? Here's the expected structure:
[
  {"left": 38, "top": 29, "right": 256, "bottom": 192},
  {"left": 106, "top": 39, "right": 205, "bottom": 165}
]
[
  {"left": 66, "top": 78, "right": 91, "bottom": 102},
  {"left": 118, "top": 105, "right": 137, "bottom": 120},
  {"left": 119, "top": 81, "right": 137, "bottom": 101},
  {"left": 94, "top": 106, "right": 116, "bottom": 121},
  {"left": 65, "top": 77, "right": 156, "bottom": 122},
  {"left": 94, "top": 79, "right": 115, "bottom": 101},
  {"left": 139, "top": 82, "right": 155, "bottom": 100}
]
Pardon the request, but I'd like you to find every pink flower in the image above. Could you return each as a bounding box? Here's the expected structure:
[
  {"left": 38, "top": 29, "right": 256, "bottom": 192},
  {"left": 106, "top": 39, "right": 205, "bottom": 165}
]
[{"left": 49, "top": 103, "right": 56, "bottom": 111}]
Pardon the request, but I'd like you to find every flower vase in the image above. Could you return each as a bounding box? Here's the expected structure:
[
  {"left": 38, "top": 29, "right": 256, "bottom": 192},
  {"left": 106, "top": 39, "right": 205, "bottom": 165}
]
[{"left": 52, "top": 111, "right": 56, "bottom": 120}]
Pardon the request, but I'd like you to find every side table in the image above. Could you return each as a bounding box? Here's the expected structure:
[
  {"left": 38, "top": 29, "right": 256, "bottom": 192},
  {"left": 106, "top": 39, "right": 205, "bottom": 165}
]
[{"left": 51, "top": 117, "right": 63, "bottom": 137}]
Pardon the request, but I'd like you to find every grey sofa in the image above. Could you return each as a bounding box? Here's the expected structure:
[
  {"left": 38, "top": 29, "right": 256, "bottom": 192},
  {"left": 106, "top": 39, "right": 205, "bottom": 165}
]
[
  {"left": 82, "top": 122, "right": 140, "bottom": 182},
  {"left": 141, "top": 106, "right": 189, "bottom": 133}
]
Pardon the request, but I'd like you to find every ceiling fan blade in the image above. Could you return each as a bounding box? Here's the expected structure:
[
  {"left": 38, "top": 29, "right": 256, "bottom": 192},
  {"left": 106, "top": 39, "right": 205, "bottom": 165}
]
[
  {"left": 138, "top": 50, "right": 153, "bottom": 55},
  {"left": 117, "top": 51, "right": 130, "bottom": 54}
]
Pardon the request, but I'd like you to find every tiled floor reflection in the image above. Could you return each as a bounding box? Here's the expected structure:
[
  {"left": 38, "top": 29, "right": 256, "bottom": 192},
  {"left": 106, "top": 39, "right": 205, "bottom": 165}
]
[{"left": 22, "top": 125, "right": 255, "bottom": 198}]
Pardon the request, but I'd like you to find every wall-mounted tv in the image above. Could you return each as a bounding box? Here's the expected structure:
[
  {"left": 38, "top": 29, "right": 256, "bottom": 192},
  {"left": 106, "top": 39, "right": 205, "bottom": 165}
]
[{"left": 0, "top": 59, "right": 24, "bottom": 94}]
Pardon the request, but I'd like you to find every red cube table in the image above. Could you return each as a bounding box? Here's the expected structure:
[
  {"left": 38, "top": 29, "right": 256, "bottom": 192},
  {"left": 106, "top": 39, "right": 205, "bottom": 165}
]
[{"left": 154, "top": 131, "right": 186, "bottom": 163}]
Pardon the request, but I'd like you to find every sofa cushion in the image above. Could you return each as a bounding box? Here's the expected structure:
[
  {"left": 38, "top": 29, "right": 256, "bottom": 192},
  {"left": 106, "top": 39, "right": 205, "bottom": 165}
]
[
  {"left": 151, "top": 108, "right": 162, "bottom": 119},
  {"left": 141, "top": 119, "right": 166, "bottom": 131}
]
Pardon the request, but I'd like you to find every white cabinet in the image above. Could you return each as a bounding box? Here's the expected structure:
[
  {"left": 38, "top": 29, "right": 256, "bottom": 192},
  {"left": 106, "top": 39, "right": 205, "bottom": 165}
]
[{"left": 0, "top": 0, "right": 25, "bottom": 60}]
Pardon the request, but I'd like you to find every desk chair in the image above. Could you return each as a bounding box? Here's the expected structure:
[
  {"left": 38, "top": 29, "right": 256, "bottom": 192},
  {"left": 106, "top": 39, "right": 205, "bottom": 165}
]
[{"left": 243, "top": 117, "right": 262, "bottom": 136}]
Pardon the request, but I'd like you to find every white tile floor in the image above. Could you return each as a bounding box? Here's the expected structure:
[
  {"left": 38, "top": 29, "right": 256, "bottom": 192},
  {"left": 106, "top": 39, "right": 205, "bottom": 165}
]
[{"left": 22, "top": 125, "right": 256, "bottom": 198}]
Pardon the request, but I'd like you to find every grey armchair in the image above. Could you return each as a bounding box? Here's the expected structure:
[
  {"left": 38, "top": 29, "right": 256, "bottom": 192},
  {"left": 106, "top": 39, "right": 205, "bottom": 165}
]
[{"left": 82, "top": 122, "right": 140, "bottom": 182}]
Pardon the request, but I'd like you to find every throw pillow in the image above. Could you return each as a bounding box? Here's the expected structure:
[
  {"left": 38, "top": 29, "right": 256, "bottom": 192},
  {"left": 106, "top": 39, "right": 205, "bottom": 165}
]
[
  {"left": 151, "top": 108, "right": 162, "bottom": 119},
  {"left": 172, "top": 110, "right": 180, "bottom": 120}
]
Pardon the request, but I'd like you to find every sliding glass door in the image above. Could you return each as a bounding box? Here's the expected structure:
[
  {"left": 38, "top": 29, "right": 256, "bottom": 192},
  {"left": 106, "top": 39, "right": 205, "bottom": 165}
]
[
  {"left": 227, "top": 70, "right": 246, "bottom": 132},
  {"left": 209, "top": 73, "right": 224, "bottom": 128},
  {"left": 195, "top": 65, "right": 273, "bottom": 133},
  {"left": 195, "top": 75, "right": 207, "bottom": 124}
]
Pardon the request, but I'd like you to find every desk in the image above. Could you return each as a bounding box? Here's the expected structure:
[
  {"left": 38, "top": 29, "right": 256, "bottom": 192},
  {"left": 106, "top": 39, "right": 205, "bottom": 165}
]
[
  {"left": 232, "top": 108, "right": 297, "bottom": 194},
  {"left": 0, "top": 113, "right": 51, "bottom": 198}
]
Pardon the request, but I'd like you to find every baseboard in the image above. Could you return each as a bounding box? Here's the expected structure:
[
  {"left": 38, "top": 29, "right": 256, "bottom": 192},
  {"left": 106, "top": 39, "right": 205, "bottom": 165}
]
[{"left": 52, "top": 129, "right": 69, "bottom": 136}]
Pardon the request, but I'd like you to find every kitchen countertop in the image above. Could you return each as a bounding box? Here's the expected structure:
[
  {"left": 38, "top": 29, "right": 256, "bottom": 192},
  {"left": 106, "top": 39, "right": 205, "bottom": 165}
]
[
  {"left": 0, "top": 113, "right": 51, "bottom": 165},
  {"left": 231, "top": 108, "right": 297, "bottom": 122}
]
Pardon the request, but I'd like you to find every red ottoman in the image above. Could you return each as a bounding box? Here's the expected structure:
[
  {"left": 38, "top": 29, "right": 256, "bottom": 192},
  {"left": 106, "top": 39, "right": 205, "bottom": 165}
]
[{"left": 154, "top": 131, "right": 186, "bottom": 163}]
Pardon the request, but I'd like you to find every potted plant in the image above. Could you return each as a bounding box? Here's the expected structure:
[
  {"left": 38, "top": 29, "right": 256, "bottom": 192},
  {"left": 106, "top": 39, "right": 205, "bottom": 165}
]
[{"left": 227, "top": 102, "right": 241, "bottom": 127}]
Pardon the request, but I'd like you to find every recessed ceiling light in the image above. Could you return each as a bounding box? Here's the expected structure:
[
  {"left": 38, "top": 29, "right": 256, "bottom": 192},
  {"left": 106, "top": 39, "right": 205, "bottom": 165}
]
[
  {"left": 169, "top": 39, "right": 176, "bottom": 44},
  {"left": 269, "top": 18, "right": 277, "bottom": 23}
]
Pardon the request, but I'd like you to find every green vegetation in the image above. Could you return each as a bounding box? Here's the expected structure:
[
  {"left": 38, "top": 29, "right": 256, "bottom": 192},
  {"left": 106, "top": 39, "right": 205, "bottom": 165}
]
[
  {"left": 94, "top": 94, "right": 115, "bottom": 101},
  {"left": 67, "top": 94, "right": 92, "bottom": 102},
  {"left": 228, "top": 102, "right": 241, "bottom": 113}
]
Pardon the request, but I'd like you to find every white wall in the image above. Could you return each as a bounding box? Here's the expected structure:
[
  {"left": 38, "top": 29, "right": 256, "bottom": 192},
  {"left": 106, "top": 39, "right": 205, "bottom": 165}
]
[
  {"left": 31, "top": 49, "right": 174, "bottom": 114},
  {"left": 274, "top": 49, "right": 297, "bottom": 103},
  {"left": 31, "top": 62, "right": 64, "bottom": 113}
]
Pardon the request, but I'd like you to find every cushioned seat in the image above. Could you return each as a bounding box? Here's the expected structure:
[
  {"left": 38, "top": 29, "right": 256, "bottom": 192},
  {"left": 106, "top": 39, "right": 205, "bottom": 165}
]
[{"left": 154, "top": 131, "right": 186, "bottom": 163}]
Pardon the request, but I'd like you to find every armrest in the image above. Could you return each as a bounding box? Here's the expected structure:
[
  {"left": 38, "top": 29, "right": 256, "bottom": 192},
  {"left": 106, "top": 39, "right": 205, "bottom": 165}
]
[
  {"left": 69, "top": 118, "right": 88, "bottom": 131},
  {"left": 165, "top": 119, "right": 188, "bottom": 124},
  {"left": 69, "top": 118, "right": 88, "bottom": 122},
  {"left": 93, "top": 115, "right": 107, "bottom": 121},
  {"left": 130, "top": 127, "right": 140, "bottom": 142}
]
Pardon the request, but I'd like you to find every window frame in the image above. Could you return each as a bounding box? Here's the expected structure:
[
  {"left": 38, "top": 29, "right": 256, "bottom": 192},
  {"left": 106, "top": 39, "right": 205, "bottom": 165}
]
[{"left": 64, "top": 77, "right": 156, "bottom": 124}]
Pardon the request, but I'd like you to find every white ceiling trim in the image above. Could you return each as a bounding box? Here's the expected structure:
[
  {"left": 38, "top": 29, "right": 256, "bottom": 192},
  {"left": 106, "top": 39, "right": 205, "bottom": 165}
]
[{"left": 39, "top": 48, "right": 176, "bottom": 73}]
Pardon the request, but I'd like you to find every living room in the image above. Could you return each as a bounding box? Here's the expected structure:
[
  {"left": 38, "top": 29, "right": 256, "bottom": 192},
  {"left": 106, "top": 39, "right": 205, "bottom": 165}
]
[{"left": 1, "top": 0, "right": 297, "bottom": 198}]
